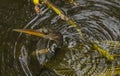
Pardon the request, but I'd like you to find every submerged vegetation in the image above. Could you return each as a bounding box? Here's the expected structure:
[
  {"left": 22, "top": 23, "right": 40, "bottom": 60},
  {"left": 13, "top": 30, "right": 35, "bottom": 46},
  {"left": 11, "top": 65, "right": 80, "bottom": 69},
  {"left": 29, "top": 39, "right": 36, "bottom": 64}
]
[{"left": 12, "top": 0, "right": 120, "bottom": 76}]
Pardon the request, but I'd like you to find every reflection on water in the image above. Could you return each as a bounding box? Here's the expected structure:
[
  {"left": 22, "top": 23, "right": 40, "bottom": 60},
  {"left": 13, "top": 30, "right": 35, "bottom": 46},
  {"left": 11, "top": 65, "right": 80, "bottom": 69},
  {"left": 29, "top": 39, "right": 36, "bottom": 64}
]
[{"left": 0, "top": 0, "right": 120, "bottom": 76}]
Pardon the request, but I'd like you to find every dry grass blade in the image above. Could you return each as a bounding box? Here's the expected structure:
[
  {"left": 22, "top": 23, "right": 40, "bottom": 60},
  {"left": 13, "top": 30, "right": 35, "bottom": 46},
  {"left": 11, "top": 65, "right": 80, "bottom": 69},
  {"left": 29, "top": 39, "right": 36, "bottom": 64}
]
[
  {"left": 92, "top": 43, "right": 114, "bottom": 61},
  {"left": 43, "top": 0, "right": 84, "bottom": 37}
]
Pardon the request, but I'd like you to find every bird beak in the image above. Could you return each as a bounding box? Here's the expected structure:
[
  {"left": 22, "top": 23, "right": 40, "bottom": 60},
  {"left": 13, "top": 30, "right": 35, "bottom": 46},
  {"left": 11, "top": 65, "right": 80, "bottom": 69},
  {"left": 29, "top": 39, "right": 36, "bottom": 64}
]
[{"left": 13, "top": 29, "right": 46, "bottom": 37}]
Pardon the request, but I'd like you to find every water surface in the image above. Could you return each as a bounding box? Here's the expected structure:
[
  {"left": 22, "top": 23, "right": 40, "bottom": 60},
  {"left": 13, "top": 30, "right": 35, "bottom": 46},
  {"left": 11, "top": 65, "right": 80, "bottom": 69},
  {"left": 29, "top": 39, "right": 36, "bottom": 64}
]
[{"left": 0, "top": 0, "right": 120, "bottom": 76}]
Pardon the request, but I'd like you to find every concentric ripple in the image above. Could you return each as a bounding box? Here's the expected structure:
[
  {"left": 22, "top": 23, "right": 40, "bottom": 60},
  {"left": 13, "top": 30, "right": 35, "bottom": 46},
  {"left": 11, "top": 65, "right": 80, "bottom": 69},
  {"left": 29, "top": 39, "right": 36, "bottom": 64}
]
[
  {"left": 14, "top": 0, "right": 120, "bottom": 76},
  {"left": 0, "top": 0, "right": 120, "bottom": 76}
]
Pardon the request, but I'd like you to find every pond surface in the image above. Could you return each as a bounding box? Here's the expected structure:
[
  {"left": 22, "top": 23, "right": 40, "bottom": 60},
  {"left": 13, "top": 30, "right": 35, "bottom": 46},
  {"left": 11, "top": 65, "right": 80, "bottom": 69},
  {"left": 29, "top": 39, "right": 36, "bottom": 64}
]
[{"left": 0, "top": 0, "right": 120, "bottom": 76}]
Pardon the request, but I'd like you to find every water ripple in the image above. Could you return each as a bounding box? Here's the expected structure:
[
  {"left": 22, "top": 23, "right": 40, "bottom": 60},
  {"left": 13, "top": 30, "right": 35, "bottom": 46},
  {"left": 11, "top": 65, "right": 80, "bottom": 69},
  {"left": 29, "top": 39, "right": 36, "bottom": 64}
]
[{"left": 1, "top": 0, "right": 120, "bottom": 76}]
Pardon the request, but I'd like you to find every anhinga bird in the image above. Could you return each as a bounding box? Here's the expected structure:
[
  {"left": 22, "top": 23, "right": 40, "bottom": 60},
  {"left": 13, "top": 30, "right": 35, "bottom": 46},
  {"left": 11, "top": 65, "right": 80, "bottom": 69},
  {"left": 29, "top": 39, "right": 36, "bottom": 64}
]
[
  {"left": 13, "top": 0, "right": 65, "bottom": 65},
  {"left": 13, "top": 28, "right": 63, "bottom": 65}
]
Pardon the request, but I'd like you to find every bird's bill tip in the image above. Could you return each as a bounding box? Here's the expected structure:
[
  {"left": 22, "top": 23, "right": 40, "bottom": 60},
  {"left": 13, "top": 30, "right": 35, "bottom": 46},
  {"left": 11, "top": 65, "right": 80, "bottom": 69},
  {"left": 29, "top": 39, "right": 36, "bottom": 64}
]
[{"left": 13, "top": 29, "right": 45, "bottom": 37}]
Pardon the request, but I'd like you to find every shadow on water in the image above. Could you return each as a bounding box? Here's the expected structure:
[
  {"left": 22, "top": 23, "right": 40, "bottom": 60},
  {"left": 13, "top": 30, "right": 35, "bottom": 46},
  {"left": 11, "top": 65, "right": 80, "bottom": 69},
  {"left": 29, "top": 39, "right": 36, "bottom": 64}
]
[{"left": 0, "top": 0, "right": 120, "bottom": 76}]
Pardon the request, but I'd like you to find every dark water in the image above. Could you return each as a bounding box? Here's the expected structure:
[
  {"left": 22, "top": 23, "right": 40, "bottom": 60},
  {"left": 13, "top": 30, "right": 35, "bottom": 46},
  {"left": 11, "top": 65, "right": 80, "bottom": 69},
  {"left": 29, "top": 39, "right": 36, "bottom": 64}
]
[{"left": 0, "top": 0, "right": 120, "bottom": 76}]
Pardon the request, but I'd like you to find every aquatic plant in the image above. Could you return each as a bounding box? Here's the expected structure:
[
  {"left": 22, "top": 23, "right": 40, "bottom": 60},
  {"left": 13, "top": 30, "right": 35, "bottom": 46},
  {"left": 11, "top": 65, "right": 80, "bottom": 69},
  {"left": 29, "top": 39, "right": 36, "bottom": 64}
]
[{"left": 32, "top": 0, "right": 114, "bottom": 61}]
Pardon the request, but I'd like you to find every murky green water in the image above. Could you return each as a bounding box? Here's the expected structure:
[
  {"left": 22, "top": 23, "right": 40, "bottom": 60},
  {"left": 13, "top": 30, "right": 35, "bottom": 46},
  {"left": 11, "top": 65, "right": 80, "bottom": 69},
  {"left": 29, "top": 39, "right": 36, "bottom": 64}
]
[{"left": 0, "top": 0, "right": 120, "bottom": 76}]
